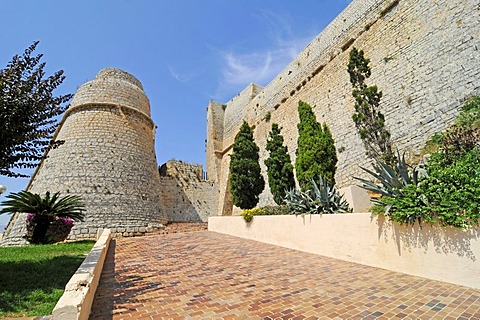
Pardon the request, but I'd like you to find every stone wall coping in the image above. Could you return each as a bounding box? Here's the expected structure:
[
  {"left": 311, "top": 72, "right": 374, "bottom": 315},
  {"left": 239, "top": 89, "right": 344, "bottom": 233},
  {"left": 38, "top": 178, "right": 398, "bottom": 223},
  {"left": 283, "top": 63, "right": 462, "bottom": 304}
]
[
  {"left": 64, "top": 103, "right": 154, "bottom": 129},
  {"left": 52, "top": 229, "right": 112, "bottom": 320}
]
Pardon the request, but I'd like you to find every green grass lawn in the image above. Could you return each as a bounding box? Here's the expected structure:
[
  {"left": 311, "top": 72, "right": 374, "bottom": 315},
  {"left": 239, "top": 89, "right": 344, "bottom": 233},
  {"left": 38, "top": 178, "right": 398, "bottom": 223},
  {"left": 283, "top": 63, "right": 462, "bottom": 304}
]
[{"left": 0, "top": 240, "right": 95, "bottom": 318}]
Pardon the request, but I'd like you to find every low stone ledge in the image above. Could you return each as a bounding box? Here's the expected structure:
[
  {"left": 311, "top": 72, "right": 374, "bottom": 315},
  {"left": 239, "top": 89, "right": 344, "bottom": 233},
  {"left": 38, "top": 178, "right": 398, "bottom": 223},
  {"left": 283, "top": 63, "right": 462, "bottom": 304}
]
[{"left": 52, "top": 229, "right": 111, "bottom": 320}]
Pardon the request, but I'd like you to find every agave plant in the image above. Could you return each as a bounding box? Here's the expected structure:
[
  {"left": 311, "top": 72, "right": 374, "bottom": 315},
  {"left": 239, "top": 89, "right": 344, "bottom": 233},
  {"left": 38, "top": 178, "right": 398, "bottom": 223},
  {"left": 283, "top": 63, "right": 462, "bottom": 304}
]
[
  {"left": 284, "top": 176, "right": 351, "bottom": 214},
  {"left": 311, "top": 176, "right": 352, "bottom": 213},
  {"left": 284, "top": 188, "right": 317, "bottom": 214},
  {"left": 1, "top": 191, "right": 85, "bottom": 244},
  {"left": 353, "top": 150, "right": 424, "bottom": 203}
]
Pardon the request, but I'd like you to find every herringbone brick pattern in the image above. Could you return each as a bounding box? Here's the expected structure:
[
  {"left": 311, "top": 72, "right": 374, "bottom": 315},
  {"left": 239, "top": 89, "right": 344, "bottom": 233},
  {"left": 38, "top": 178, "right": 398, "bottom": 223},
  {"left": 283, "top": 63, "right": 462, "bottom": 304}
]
[{"left": 90, "top": 231, "right": 480, "bottom": 319}]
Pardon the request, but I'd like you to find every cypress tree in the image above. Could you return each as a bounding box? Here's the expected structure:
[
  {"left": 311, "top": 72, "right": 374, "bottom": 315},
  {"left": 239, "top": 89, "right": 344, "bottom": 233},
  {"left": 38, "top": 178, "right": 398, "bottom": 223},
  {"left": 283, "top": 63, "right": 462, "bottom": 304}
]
[
  {"left": 295, "top": 101, "right": 338, "bottom": 190},
  {"left": 321, "top": 123, "right": 337, "bottom": 184},
  {"left": 347, "top": 47, "right": 395, "bottom": 165},
  {"left": 265, "top": 123, "right": 295, "bottom": 205},
  {"left": 229, "top": 120, "right": 265, "bottom": 209}
]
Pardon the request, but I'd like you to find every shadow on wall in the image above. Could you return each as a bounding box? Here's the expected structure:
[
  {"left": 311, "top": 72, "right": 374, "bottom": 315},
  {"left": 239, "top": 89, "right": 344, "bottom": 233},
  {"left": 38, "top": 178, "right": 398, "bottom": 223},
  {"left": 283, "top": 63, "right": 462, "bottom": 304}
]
[
  {"left": 159, "top": 176, "right": 204, "bottom": 222},
  {"left": 158, "top": 161, "right": 219, "bottom": 222},
  {"left": 376, "top": 215, "right": 478, "bottom": 261}
]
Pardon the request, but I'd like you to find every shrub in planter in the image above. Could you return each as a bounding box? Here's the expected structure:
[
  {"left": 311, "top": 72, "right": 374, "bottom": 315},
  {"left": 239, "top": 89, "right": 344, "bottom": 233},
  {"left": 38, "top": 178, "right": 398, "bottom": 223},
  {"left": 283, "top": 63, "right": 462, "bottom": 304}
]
[
  {"left": 24, "top": 213, "right": 52, "bottom": 244},
  {"left": 25, "top": 214, "right": 75, "bottom": 244},
  {"left": 373, "top": 149, "right": 480, "bottom": 228},
  {"left": 1, "top": 191, "right": 84, "bottom": 244},
  {"left": 354, "top": 149, "right": 422, "bottom": 203},
  {"left": 229, "top": 121, "right": 265, "bottom": 209},
  {"left": 260, "top": 205, "right": 291, "bottom": 216},
  {"left": 241, "top": 208, "right": 267, "bottom": 222},
  {"left": 359, "top": 96, "right": 480, "bottom": 228},
  {"left": 295, "top": 101, "right": 338, "bottom": 190},
  {"left": 360, "top": 148, "right": 479, "bottom": 228},
  {"left": 241, "top": 205, "right": 296, "bottom": 222},
  {"left": 265, "top": 123, "right": 296, "bottom": 205},
  {"left": 284, "top": 176, "right": 351, "bottom": 214},
  {"left": 46, "top": 216, "right": 75, "bottom": 244}
]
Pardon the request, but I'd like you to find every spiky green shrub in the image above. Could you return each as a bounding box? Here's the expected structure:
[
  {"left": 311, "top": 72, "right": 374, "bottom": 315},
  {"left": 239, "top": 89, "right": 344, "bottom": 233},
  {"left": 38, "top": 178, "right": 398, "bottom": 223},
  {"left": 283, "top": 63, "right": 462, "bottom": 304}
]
[
  {"left": 354, "top": 150, "right": 423, "bottom": 202},
  {"left": 348, "top": 47, "right": 395, "bottom": 166},
  {"left": 0, "top": 191, "right": 85, "bottom": 244},
  {"left": 229, "top": 121, "right": 265, "bottom": 209},
  {"left": 360, "top": 133, "right": 479, "bottom": 228},
  {"left": 265, "top": 123, "right": 295, "bottom": 205},
  {"left": 355, "top": 150, "right": 429, "bottom": 225},
  {"left": 295, "top": 101, "right": 337, "bottom": 190},
  {"left": 284, "top": 176, "right": 351, "bottom": 215}
]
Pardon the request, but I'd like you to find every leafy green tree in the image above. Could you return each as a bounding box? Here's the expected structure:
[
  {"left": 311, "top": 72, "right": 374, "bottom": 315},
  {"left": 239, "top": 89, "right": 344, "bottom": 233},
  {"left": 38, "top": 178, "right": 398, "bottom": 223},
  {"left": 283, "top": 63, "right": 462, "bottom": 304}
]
[
  {"left": 229, "top": 120, "right": 265, "bottom": 209},
  {"left": 0, "top": 41, "right": 72, "bottom": 177},
  {"left": 265, "top": 123, "right": 295, "bottom": 205},
  {"left": 348, "top": 47, "right": 395, "bottom": 165},
  {"left": 0, "top": 191, "right": 84, "bottom": 244},
  {"left": 295, "top": 101, "right": 338, "bottom": 190}
]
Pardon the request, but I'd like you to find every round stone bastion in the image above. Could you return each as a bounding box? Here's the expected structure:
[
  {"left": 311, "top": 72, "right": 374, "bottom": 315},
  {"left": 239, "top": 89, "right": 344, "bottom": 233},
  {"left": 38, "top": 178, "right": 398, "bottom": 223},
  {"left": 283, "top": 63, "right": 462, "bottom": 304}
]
[{"left": 1, "top": 68, "right": 167, "bottom": 245}]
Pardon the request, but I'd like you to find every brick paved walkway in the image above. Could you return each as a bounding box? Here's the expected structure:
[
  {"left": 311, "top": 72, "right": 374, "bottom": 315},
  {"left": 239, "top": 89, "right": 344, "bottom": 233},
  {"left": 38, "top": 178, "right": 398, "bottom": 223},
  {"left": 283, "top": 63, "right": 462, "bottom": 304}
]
[
  {"left": 149, "top": 222, "right": 208, "bottom": 235},
  {"left": 90, "top": 231, "right": 480, "bottom": 320}
]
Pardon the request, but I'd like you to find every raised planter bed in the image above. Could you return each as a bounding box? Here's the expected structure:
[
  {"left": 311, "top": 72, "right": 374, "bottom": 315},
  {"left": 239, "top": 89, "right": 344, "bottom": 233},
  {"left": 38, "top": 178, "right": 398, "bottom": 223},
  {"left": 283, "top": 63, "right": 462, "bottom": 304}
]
[{"left": 209, "top": 214, "right": 480, "bottom": 289}]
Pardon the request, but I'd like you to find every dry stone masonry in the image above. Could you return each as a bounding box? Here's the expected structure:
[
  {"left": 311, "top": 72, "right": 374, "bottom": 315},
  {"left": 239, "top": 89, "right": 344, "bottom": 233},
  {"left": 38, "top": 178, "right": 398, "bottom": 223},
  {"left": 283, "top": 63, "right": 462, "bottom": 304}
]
[
  {"left": 2, "top": 68, "right": 167, "bottom": 245},
  {"left": 159, "top": 160, "right": 218, "bottom": 222},
  {"left": 1, "top": 0, "right": 479, "bottom": 243},
  {"left": 206, "top": 0, "right": 480, "bottom": 216}
]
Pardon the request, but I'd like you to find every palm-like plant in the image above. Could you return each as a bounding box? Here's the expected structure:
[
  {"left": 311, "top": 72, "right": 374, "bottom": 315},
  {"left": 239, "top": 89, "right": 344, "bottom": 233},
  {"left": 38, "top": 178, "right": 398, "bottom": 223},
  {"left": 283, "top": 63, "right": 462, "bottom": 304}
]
[{"left": 1, "top": 191, "right": 85, "bottom": 244}]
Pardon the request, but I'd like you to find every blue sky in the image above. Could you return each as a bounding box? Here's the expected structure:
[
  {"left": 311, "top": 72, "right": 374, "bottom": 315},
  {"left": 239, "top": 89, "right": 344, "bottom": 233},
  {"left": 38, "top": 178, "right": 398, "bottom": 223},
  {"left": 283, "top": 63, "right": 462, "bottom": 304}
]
[{"left": 0, "top": 0, "right": 351, "bottom": 228}]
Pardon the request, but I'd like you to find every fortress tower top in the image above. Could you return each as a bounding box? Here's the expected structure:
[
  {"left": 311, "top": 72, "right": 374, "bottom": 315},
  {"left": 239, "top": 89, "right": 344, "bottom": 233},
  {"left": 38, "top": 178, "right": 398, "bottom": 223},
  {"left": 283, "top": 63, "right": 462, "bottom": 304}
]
[
  {"left": 95, "top": 68, "right": 144, "bottom": 89},
  {"left": 70, "top": 67, "right": 151, "bottom": 116}
]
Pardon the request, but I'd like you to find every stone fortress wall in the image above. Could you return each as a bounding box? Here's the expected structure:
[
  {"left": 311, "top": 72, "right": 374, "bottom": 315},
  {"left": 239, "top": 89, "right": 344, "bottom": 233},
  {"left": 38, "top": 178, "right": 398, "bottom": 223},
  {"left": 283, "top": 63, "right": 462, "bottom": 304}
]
[
  {"left": 206, "top": 0, "right": 480, "bottom": 216},
  {"left": 1, "top": 0, "right": 479, "bottom": 243},
  {"left": 158, "top": 160, "right": 219, "bottom": 222},
  {"left": 2, "top": 69, "right": 168, "bottom": 245}
]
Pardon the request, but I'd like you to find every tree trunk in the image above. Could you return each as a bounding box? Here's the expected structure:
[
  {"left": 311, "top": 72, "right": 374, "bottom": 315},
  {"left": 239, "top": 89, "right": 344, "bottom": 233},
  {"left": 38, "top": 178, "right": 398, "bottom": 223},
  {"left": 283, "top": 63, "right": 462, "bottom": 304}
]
[{"left": 31, "top": 216, "right": 53, "bottom": 244}]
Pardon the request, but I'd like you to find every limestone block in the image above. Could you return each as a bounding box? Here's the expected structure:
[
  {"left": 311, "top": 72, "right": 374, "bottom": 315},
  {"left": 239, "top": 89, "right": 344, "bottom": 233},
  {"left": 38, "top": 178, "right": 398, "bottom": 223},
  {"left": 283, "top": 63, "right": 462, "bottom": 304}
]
[{"left": 338, "top": 185, "right": 372, "bottom": 213}]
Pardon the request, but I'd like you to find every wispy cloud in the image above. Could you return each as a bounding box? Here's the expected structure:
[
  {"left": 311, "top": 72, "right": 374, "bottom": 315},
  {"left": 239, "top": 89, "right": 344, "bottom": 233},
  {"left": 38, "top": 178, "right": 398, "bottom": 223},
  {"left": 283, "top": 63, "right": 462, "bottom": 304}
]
[
  {"left": 222, "top": 51, "right": 274, "bottom": 86},
  {"left": 214, "top": 9, "right": 315, "bottom": 99},
  {"left": 167, "top": 64, "right": 197, "bottom": 83}
]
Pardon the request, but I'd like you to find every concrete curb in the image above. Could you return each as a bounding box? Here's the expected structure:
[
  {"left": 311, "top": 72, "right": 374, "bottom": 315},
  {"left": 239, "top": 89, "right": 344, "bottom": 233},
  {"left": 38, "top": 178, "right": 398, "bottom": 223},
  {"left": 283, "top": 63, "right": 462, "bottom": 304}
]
[{"left": 52, "top": 229, "right": 111, "bottom": 320}]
